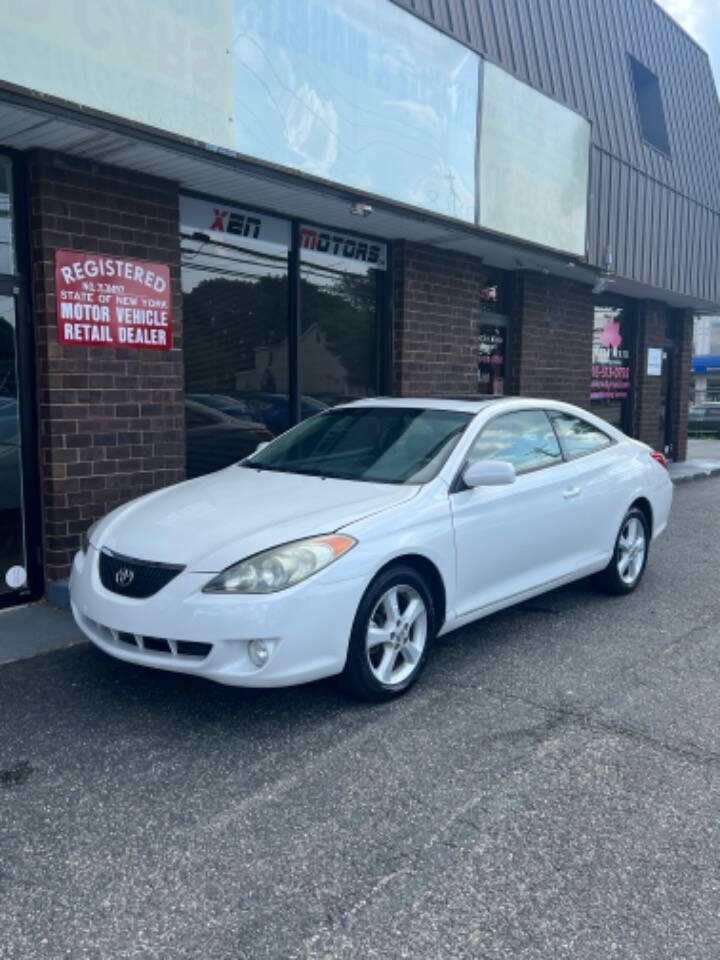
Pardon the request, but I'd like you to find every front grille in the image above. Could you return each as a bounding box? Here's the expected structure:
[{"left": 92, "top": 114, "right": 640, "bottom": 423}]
[
  {"left": 99, "top": 549, "right": 184, "bottom": 599},
  {"left": 113, "top": 629, "right": 212, "bottom": 659}
]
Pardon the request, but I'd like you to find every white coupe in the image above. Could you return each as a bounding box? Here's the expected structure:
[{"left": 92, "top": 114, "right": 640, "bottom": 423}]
[{"left": 70, "top": 397, "right": 673, "bottom": 700}]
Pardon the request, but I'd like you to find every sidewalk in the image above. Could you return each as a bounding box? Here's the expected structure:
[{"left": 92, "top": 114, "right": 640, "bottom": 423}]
[
  {"left": 0, "top": 603, "right": 82, "bottom": 666},
  {"left": 669, "top": 438, "right": 720, "bottom": 484}
]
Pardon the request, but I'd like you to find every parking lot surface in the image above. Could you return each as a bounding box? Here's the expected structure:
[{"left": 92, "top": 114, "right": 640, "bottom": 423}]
[{"left": 2, "top": 479, "right": 720, "bottom": 960}]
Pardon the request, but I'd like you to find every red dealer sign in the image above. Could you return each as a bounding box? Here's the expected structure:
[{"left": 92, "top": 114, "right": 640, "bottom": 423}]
[{"left": 55, "top": 250, "right": 172, "bottom": 350}]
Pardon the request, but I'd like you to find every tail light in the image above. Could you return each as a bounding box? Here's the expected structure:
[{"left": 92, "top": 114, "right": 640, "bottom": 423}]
[{"left": 651, "top": 450, "right": 668, "bottom": 469}]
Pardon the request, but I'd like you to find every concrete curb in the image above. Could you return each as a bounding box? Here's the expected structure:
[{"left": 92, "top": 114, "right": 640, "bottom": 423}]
[{"left": 669, "top": 466, "right": 720, "bottom": 484}]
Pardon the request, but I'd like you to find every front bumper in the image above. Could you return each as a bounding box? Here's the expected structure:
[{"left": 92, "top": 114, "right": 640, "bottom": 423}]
[{"left": 70, "top": 547, "right": 364, "bottom": 687}]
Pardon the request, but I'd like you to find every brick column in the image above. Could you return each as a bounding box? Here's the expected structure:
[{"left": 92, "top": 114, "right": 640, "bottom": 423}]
[
  {"left": 392, "top": 241, "right": 482, "bottom": 396},
  {"left": 510, "top": 271, "right": 593, "bottom": 408},
  {"left": 633, "top": 300, "right": 666, "bottom": 449},
  {"left": 27, "top": 149, "right": 185, "bottom": 587}
]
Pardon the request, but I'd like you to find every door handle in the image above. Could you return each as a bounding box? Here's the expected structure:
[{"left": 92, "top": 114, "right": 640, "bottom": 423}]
[{"left": 563, "top": 486, "right": 581, "bottom": 500}]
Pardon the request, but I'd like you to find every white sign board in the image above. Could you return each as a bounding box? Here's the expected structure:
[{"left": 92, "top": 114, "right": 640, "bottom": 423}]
[
  {"left": 0, "top": 0, "right": 235, "bottom": 151},
  {"left": 478, "top": 62, "right": 590, "bottom": 256},
  {"left": 647, "top": 348, "right": 663, "bottom": 376}
]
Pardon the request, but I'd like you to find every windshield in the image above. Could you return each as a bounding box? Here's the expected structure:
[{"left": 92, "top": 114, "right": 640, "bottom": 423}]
[{"left": 244, "top": 407, "right": 472, "bottom": 484}]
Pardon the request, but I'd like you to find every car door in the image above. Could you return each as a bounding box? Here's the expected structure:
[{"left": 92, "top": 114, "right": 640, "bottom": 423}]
[
  {"left": 549, "top": 411, "right": 634, "bottom": 564},
  {"left": 450, "top": 409, "right": 582, "bottom": 618}
]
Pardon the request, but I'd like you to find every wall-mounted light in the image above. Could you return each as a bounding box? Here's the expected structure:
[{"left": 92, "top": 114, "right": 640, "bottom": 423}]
[
  {"left": 350, "top": 200, "right": 373, "bottom": 217},
  {"left": 592, "top": 276, "right": 615, "bottom": 295}
]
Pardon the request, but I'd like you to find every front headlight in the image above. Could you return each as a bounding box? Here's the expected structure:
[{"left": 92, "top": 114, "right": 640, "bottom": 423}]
[
  {"left": 202, "top": 534, "right": 357, "bottom": 594},
  {"left": 81, "top": 519, "right": 101, "bottom": 554}
]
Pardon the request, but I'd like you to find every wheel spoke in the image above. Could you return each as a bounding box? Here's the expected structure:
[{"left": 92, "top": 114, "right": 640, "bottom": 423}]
[
  {"left": 402, "top": 639, "right": 422, "bottom": 665},
  {"left": 618, "top": 552, "right": 631, "bottom": 576},
  {"left": 377, "top": 647, "right": 398, "bottom": 684},
  {"left": 382, "top": 589, "right": 401, "bottom": 624},
  {"left": 367, "top": 625, "right": 392, "bottom": 649},
  {"left": 402, "top": 597, "right": 423, "bottom": 627}
]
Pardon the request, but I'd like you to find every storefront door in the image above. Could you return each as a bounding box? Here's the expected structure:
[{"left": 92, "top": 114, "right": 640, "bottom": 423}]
[
  {"left": 659, "top": 346, "right": 675, "bottom": 457},
  {"left": 0, "top": 153, "right": 41, "bottom": 608},
  {"left": 0, "top": 290, "right": 27, "bottom": 602}
]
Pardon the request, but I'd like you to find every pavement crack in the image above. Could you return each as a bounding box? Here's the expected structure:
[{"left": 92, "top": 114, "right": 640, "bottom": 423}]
[{"left": 483, "top": 687, "right": 720, "bottom": 770}]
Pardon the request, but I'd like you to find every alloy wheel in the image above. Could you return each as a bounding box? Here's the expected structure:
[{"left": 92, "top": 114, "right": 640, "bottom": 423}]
[
  {"left": 366, "top": 584, "right": 428, "bottom": 687},
  {"left": 617, "top": 516, "right": 646, "bottom": 586}
]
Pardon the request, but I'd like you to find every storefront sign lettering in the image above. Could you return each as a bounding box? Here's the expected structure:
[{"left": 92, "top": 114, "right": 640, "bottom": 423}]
[
  {"left": 55, "top": 251, "right": 171, "bottom": 351},
  {"left": 180, "top": 196, "right": 290, "bottom": 249},
  {"left": 299, "top": 224, "right": 387, "bottom": 269}
]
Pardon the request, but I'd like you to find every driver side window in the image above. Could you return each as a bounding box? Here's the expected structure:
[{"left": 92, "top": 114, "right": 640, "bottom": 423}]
[{"left": 467, "top": 410, "right": 562, "bottom": 475}]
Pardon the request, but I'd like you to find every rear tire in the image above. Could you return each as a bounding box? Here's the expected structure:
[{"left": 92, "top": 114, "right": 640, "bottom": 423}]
[
  {"left": 339, "top": 565, "right": 435, "bottom": 702},
  {"left": 597, "top": 507, "right": 649, "bottom": 595}
]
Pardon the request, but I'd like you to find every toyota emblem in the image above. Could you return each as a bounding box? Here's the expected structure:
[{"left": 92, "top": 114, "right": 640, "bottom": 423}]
[{"left": 115, "top": 567, "right": 135, "bottom": 588}]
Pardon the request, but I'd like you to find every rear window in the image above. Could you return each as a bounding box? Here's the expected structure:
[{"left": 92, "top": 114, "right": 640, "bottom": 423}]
[{"left": 550, "top": 413, "right": 612, "bottom": 458}]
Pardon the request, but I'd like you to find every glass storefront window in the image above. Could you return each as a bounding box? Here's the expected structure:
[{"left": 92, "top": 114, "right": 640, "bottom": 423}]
[
  {"left": 0, "top": 159, "right": 14, "bottom": 276},
  {"left": 592, "top": 302, "right": 634, "bottom": 430},
  {"left": 299, "top": 249, "right": 380, "bottom": 411},
  {"left": 181, "top": 235, "right": 288, "bottom": 478},
  {"left": 477, "top": 323, "right": 507, "bottom": 395},
  {"left": 180, "top": 198, "right": 387, "bottom": 477},
  {"left": 0, "top": 294, "right": 26, "bottom": 597}
]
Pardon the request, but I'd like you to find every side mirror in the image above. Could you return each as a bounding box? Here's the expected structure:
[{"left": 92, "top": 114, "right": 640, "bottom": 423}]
[
  {"left": 462, "top": 460, "right": 516, "bottom": 488},
  {"left": 255, "top": 441, "right": 270, "bottom": 453}
]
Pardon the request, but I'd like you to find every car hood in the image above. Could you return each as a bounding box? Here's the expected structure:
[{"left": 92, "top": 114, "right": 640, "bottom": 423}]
[{"left": 92, "top": 466, "right": 419, "bottom": 571}]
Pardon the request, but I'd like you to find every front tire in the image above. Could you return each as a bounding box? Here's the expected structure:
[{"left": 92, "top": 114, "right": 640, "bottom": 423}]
[
  {"left": 339, "top": 565, "right": 435, "bottom": 702},
  {"left": 598, "top": 507, "right": 649, "bottom": 595}
]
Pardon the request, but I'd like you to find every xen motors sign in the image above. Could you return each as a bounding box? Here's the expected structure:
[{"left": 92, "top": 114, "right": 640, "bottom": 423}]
[
  {"left": 180, "top": 196, "right": 290, "bottom": 249},
  {"left": 299, "top": 225, "right": 387, "bottom": 270}
]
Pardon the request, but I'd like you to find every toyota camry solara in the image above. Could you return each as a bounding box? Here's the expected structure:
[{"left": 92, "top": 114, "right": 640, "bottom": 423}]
[{"left": 70, "top": 397, "right": 673, "bottom": 700}]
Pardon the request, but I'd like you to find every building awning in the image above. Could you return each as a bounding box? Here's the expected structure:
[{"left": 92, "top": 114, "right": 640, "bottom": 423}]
[{"left": 1, "top": 87, "right": 717, "bottom": 313}]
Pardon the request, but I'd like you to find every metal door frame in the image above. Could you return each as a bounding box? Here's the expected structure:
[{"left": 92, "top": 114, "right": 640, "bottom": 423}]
[{"left": 0, "top": 149, "right": 43, "bottom": 608}]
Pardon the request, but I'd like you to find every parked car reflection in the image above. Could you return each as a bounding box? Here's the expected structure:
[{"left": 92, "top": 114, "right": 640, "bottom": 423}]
[
  {"left": 237, "top": 392, "right": 327, "bottom": 435},
  {"left": 688, "top": 402, "right": 720, "bottom": 435},
  {"left": 185, "top": 399, "right": 273, "bottom": 479}
]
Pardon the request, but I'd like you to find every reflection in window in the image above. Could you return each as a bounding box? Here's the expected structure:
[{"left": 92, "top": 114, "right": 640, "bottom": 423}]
[
  {"left": 300, "top": 249, "right": 380, "bottom": 411},
  {"left": 249, "top": 407, "right": 471, "bottom": 484},
  {"left": 468, "top": 411, "right": 562, "bottom": 474},
  {"left": 551, "top": 413, "right": 611, "bottom": 458},
  {"left": 181, "top": 236, "right": 288, "bottom": 477},
  {"left": 231, "top": 0, "right": 479, "bottom": 222},
  {"left": 0, "top": 159, "right": 14, "bottom": 276}
]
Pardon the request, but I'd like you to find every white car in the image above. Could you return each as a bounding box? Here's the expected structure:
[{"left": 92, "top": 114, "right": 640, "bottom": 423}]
[{"left": 70, "top": 397, "right": 673, "bottom": 701}]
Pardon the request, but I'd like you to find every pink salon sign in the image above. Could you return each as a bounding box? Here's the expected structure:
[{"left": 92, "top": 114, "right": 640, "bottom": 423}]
[{"left": 55, "top": 250, "right": 171, "bottom": 351}]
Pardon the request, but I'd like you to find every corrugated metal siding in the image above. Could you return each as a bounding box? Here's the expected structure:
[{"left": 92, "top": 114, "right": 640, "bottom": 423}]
[{"left": 393, "top": 0, "right": 720, "bottom": 304}]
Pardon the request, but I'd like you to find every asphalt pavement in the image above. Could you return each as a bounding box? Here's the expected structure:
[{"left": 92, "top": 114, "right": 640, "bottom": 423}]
[{"left": 2, "top": 479, "right": 720, "bottom": 960}]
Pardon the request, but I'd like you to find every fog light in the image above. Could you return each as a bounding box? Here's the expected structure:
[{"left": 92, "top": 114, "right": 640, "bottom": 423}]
[{"left": 248, "top": 639, "right": 270, "bottom": 668}]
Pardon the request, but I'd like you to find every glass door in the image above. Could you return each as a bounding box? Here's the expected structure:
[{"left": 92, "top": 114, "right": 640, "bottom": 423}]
[{"left": 0, "top": 292, "right": 28, "bottom": 599}]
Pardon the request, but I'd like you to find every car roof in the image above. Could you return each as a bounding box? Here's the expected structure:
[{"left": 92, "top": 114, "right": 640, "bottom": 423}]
[
  {"left": 340, "top": 396, "right": 588, "bottom": 415},
  {"left": 341, "top": 396, "right": 506, "bottom": 413}
]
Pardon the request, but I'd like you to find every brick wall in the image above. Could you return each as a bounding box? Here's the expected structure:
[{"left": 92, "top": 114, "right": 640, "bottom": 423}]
[
  {"left": 28, "top": 149, "right": 185, "bottom": 585},
  {"left": 392, "top": 241, "right": 483, "bottom": 396},
  {"left": 510, "top": 271, "right": 593, "bottom": 407},
  {"left": 633, "top": 300, "right": 666, "bottom": 450}
]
